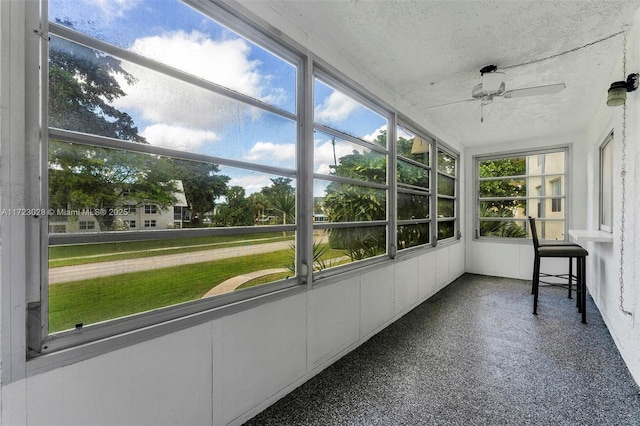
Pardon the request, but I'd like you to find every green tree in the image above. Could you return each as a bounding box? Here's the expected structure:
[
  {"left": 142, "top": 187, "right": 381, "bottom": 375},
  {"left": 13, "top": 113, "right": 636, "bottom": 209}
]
[
  {"left": 323, "top": 149, "right": 387, "bottom": 258},
  {"left": 49, "top": 32, "right": 143, "bottom": 141},
  {"left": 478, "top": 157, "right": 526, "bottom": 212},
  {"left": 477, "top": 157, "right": 528, "bottom": 237},
  {"left": 261, "top": 178, "right": 296, "bottom": 225},
  {"left": 248, "top": 192, "right": 270, "bottom": 223},
  {"left": 170, "top": 159, "right": 229, "bottom": 226},
  {"left": 48, "top": 34, "right": 179, "bottom": 230},
  {"left": 214, "top": 186, "right": 254, "bottom": 226},
  {"left": 479, "top": 204, "right": 527, "bottom": 238},
  {"left": 49, "top": 145, "right": 179, "bottom": 231}
]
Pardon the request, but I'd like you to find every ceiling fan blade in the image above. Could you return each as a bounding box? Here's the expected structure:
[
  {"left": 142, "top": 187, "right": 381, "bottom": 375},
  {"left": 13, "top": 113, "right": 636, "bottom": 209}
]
[
  {"left": 426, "top": 98, "right": 476, "bottom": 110},
  {"left": 503, "top": 83, "right": 566, "bottom": 99}
]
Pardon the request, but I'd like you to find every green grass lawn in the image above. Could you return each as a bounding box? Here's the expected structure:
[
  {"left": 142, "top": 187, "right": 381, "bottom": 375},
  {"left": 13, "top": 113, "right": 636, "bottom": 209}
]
[
  {"left": 49, "top": 248, "right": 294, "bottom": 333},
  {"left": 49, "top": 243, "right": 347, "bottom": 333},
  {"left": 236, "top": 272, "right": 290, "bottom": 290},
  {"left": 49, "top": 232, "right": 295, "bottom": 267}
]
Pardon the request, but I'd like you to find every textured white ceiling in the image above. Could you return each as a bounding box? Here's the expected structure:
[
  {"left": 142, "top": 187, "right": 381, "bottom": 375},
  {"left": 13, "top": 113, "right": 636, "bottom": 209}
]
[{"left": 238, "top": 0, "right": 640, "bottom": 147}]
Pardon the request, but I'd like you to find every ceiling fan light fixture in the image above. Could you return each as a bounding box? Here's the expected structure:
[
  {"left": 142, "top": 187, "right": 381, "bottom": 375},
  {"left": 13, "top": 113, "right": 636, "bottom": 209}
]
[{"left": 482, "top": 71, "right": 505, "bottom": 94}]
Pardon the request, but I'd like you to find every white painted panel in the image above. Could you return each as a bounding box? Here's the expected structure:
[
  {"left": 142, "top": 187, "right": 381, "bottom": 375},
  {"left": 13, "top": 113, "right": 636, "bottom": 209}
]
[
  {"left": 308, "top": 277, "right": 360, "bottom": 368},
  {"left": 468, "top": 242, "right": 520, "bottom": 278},
  {"left": 221, "top": 292, "right": 307, "bottom": 424},
  {"left": 128, "top": 324, "right": 213, "bottom": 426},
  {"left": 537, "top": 257, "right": 573, "bottom": 279},
  {"left": 26, "top": 324, "right": 212, "bottom": 426},
  {"left": 360, "top": 265, "right": 395, "bottom": 338},
  {"left": 2, "top": 380, "right": 27, "bottom": 426},
  {"left": 418, "top": 251, "right": 437, "bottom": 299},
  {"left": 519, "top": 244, "right": 534, "bottom": 280},
  {"left": 435, "top": 246, "right": 450, "bottom": 290},
  {"left": 449, "top": 243, "right": 465, "bottom": 280},
  {"left": 394, "top": 257, "right": 419, "bottom": 315}
]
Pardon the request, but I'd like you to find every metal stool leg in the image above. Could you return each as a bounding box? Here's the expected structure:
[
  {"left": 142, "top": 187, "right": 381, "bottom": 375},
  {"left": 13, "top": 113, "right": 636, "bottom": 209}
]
[
  {"left": 568, "top": 257, "right": 573, "bottom": 299},
  {"left": 533, "top": 255, "right": 540, "bottom": 315},
  {"left": 580, "top": 256, "right": 587, "bottom": 324}
]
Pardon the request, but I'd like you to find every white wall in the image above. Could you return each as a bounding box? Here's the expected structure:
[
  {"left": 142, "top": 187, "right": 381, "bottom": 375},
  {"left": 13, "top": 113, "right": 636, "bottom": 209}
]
[
  {"left": 465, "top": 133, "right": 589, "bottom": 280},
  {"left": 4, "top": 245, "right": 464, "bottom": 426},
  {"left": 463, "top": 11, "right": 640, "bottom": 387},
  {"left": 580, "top": 9, "right": 640, "bottom": 385}
]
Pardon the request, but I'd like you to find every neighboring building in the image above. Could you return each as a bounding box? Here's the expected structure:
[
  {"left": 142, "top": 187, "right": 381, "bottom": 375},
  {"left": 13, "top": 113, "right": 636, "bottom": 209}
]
[
  {"left": 49, "top": 180, "right": 191, "bottom": 233},
  {"left": 522, "top": 152, "right": 565, "bottom": 240}
]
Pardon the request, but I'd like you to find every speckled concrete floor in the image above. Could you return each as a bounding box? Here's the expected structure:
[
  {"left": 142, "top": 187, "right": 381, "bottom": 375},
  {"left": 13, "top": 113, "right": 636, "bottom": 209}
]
[{"left": 244, "top": 274, "right": 640, "bottom": 426}]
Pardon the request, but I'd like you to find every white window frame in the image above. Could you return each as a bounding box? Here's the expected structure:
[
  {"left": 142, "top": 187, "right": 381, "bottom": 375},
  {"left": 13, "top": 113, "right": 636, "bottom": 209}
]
[
  {"left": 8, "top": 0, "right": 463, "bottom": 378},
  {"left": 599, "top": 132, "right": 613, "bottom": 232},
  {"left": 436, "top": 146, "right": 460, "bottom": 243},
  {"left": 29, "top": 0, "right": 305, "bottom": 361},
  {"left": 475, "top": 146, "right": 569, "bottom": 241},
  {"left": 311, "top": 67, "right": 392, "bottom": 275}
]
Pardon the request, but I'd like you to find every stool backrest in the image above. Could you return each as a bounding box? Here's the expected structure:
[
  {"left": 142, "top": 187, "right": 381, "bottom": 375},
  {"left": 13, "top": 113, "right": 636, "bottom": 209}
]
[{"left": 528, "top": 216, "right": 540, "bottom": 251}]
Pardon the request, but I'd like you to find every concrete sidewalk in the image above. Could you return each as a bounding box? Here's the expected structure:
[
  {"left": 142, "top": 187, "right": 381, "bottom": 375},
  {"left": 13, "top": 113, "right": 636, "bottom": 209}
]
[
  {"left": 201, "top": 268, "right": 289, "bottom": 298},
  {"left": 49, "top": 240, "right": 293, "bottom": 284}
]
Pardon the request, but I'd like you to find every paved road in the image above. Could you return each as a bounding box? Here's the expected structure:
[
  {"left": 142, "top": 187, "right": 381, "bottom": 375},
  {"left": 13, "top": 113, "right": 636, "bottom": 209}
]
[{"left": 49, "top": 240, "right": 294, "bottom": 284}]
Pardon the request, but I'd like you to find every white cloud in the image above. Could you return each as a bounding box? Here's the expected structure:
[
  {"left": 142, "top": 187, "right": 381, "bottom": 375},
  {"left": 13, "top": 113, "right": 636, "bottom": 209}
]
[
  {"left": 86, "top": 0, "right": 136, "bottom": 20},
  {"left": 226, "top": 173, "right": 273, "bottom": 196},
  {"left": 314, "top": 136, "right": 363, "bottom": 175},
  {"left": 245, "top": 142, "right": 295, "bottom": 164},
  {"left": 112, "top": 30, "right": 285, "bottom": 136},
  {"left": 362, "top": 125, "right": 387, "bottom": 143},
  {"left": 397, "top": 127, "right": 415, "bottom": 140},
  {"left": 129, "top": 31, "right": 267, "bottom": 100},
  {"left": 140, "top": 124, "right": 219, "bottom": 151},
  {"left": 315, "top": 90, "right": 360, "bottom": 122}
]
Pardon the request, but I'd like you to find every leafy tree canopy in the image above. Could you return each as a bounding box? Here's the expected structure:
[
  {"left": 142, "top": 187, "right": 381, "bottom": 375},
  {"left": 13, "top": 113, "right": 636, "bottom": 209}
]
[
  {"left": 214, "top": 186, "right": 254, "bottom": 227},
  {"left": 261, "top": 178, "right": 296, "bottom": 225},
  {"left": 48, "top": 32, "right": 230, "bottom": 230},
  {"left": 170, "top": 159, "right": 229, "bottom": 226}
]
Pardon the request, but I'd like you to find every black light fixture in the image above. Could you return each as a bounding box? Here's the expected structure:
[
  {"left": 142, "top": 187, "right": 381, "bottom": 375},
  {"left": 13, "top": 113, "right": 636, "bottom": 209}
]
[{"left": 607, "top": 73, "right": 639, "bottom": 106}]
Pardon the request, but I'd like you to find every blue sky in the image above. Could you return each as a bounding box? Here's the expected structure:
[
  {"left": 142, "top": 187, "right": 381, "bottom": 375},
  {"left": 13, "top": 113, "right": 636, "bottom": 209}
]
[{"left": 50, "top": 0, "right": 389, "bottom": 196}]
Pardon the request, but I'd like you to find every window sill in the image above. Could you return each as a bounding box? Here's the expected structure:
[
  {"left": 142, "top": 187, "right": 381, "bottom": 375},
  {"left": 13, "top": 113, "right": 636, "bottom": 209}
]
[{"left": 568, "top": 229, "right": 613, "bottom": 243}]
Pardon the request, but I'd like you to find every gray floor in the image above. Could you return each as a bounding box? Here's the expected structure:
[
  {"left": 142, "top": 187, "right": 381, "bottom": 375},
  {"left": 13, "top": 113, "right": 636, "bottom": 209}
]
[{"left": 245, "top": 274, "right": 640, "bottom": 425}]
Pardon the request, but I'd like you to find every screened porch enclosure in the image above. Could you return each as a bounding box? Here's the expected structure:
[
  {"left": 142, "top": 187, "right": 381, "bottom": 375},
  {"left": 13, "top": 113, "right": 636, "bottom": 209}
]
[{"left": 1, "top": 1, "right": 640, "bottom": 426}]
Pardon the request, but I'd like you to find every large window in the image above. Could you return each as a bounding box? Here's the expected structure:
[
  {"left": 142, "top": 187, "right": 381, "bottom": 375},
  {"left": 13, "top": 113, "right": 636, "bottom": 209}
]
[
  {"left": 42, "top": 0, "right": 300, "bottom": 347},
  {"left": 600, "top": 132, "right": 613, "bottom": 232},
  {"left": 396, "top": 125, "right": 431, "bottom": 249},
  {"left": 476, "top": 148, "right": 567, "bottom": 240},
  {"left": 312, "top": 75, "right": 389, "bottom": 269},
  {"left": 437, "top": 149, "right": 458, "bottom": 240},
  {"left": 26, "top": 0, "right": 461, "bottom": 357}
]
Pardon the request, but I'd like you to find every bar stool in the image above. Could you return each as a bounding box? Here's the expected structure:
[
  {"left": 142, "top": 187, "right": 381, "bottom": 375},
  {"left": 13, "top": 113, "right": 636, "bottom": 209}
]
[{"left": 529, "top": 217, "right": 589, "bottom": 323}]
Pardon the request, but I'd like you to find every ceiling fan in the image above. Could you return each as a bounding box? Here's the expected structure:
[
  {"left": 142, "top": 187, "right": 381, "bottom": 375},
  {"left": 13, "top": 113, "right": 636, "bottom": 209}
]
[{"left": 430, "top": 65, "right": 566, "bottom": 122}]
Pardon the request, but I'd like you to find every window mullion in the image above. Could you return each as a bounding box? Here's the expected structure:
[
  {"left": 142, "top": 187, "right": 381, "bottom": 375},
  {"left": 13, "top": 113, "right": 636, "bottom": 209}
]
[
  {"left": 299, "top": 56, "right": 314, "bottom": 284},
  {"left": 389, "top": 113, "right": 397, "bottom": 257}
]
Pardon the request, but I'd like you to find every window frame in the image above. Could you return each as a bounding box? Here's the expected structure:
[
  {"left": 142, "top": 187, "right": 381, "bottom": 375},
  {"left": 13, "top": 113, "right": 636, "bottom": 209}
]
[
  {"left": 32, "top": 0, "right": 306, "bottom": 357},
  {"left": 395, "top": 118, "right": 460, "bottom": 252},
  {"left": 599, "top": 131, "right": 613, "bottom": 233},
  {"left": 395, "top": 120, "right": 433, "bottom": 251},
  {"left": 311, "top": 68, "right": 392, "bottom": 277},
  {"left": 475, "top": 146, "right": 569, "bottom": 242},
  {"left": 436, "top": 146, "right": 460, "bottom": 242},
  {"left": 21, "top": 0, "right": 462, "bottom": 370}
]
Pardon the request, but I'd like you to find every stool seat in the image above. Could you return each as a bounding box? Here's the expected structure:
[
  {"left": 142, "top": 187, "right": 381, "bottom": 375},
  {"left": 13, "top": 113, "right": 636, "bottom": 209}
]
[
  {"left": 529, "top": 216, "right": 588, "bottom": 323},
  {"left": 538, "top": 246, "right": 589, "bottom": 257}
]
